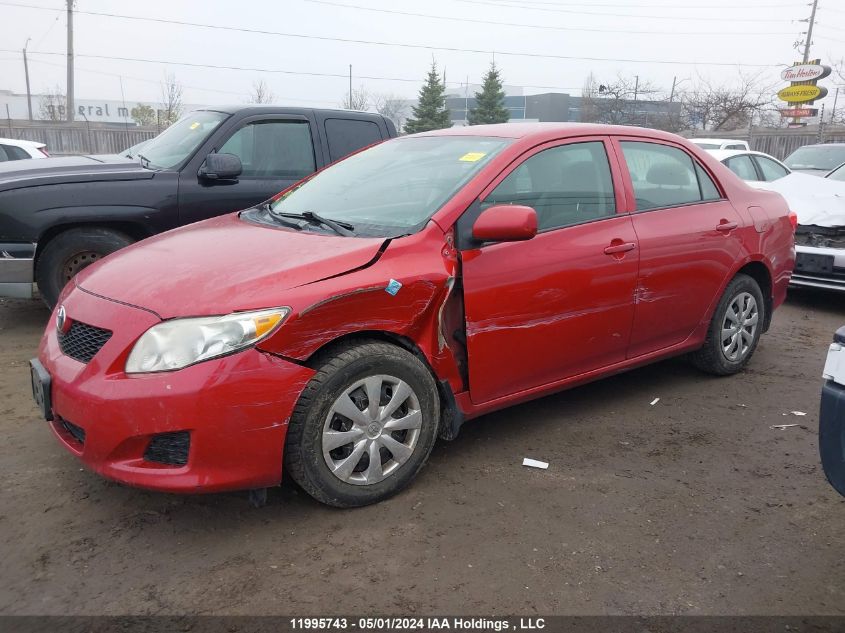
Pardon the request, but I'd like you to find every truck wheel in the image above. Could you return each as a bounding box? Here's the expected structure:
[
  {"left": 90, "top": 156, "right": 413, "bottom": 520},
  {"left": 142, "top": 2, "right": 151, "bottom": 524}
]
[
  {"left": 285, "top": 340, "right": 440, "bottom": 507},
  {"left": 35, "top": 228, "right": 134, "bottom": 309},
  {"left": 689, "top": 273, "right": 765, "bottom": 376}
]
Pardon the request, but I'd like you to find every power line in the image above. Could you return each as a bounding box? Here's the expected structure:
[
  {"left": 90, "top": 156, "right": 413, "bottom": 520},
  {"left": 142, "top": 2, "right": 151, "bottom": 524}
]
[
  {"left": 0, "top": 2, "right": 783, "bottom": 68},
  {"left": 455, "top": 0, "right": 800, "bottom": 22},
  {"left": 0, "top": 49, "right": 585, "bottom": 93},
  {"left": 304, "top": 0, "right": 794, "bottom": 36},
  {"left": 472, "top": 0, "right": 801, "bottom": 7}
]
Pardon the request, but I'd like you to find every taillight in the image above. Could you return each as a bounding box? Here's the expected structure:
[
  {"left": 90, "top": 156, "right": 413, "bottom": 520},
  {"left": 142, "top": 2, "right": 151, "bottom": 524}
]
[
  {"left": 38, "top": 146, "right": 50, "bottom": 157},
  {"left": 788, "top": 211, "right": 798, "bottom": 232}
]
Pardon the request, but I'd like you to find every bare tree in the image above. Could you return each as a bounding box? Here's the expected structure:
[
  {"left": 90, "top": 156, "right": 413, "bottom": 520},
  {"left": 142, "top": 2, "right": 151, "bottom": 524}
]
[
  {"left": 38, "top": 85, "right": 66, "bottom": 121},
  {"left": 159, "top": 73, "right": 184, "bottom": 128},
  {"left": 341, "top": 86, "right": 370, "bottom": 111},
  {"left": 249, "top": 79, "right": 275, "bottom": 104},
  {"left": 580, "top": 72, "right": 599, "bottom": 123},
  {"left": 592, "top": 74, "right": 658, "bottom": 126},
  {"left": 372, "top": 92, "right": 409, "bottom": 130},
  {"left": 679, "top": 72, "right": 776, "bottom": 132}
]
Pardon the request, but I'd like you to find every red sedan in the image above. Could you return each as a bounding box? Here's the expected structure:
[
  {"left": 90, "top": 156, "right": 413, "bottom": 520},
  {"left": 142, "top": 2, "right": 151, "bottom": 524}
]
[{"left": 30, "top": 123, "right": 795, "bottom": 507}]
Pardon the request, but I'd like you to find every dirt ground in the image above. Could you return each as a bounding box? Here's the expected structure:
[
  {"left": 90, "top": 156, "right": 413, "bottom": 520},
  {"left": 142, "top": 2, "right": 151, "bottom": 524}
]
[{"left": 0, "top": 290, "right": 843, "bottom": 616}]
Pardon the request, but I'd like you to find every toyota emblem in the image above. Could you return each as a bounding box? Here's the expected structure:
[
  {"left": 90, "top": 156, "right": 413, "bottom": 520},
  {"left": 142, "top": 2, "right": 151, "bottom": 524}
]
[{"left": 56, "top": 305, "right": 71, "bottom": 334}]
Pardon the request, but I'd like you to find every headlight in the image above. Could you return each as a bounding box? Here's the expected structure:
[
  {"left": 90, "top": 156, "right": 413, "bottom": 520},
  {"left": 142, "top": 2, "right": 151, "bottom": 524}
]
[{"left": 125, "top": 307, "right": 289, "bottom": 374}]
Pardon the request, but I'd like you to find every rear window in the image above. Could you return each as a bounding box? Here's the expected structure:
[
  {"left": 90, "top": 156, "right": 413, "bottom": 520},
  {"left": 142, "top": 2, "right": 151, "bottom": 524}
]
[{"left": 325, "top": 118, "right": 384, "bottom": 162}]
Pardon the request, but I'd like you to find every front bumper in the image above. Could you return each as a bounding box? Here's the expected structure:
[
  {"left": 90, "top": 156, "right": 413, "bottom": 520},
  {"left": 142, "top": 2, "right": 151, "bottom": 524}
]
[
  {"left": 0, "top": 242, "right": 35, "bottom": 299},
  {"left": 791, "top": 244, "right": 845, "bottom": 292},
  {"left": 37, "top": 287, "right": 315, "bottom": 493}
]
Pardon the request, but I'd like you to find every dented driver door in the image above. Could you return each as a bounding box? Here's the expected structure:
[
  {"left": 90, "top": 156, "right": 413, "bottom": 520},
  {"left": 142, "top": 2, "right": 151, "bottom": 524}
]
[{"left": 458, "top": 137, "right": 639, "bottom": 405}]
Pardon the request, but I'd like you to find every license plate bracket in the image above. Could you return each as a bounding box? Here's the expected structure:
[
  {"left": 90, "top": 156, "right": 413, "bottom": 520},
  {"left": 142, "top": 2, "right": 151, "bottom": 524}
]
[
  {"left": 796, "top": 252, "right": 835, "bottom": 275},
  {"left": 29, "top": 358, "right": 53, "bottom": 421}
]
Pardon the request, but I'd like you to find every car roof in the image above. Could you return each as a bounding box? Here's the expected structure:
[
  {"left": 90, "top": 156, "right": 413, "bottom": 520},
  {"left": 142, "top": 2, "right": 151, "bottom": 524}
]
[
  {"left": 691, "top": 138, "right": 745, "bottom": 144},
  {"left": 412, "top": 122, "right": 689, "bottom": 143},
  {"left": 195, "top": 105, "right": 387, "bottom": 118},
  {"left": 707, "top": 149, "right": 780, "bottom": 161},
  {"left": 0, "top": 137, "right": 44, "bottom": 147}
]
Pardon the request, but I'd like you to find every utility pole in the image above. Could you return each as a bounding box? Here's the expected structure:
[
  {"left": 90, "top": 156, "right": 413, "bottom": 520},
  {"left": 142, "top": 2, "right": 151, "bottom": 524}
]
[
  {"left": 66, "top": 0, "right": 74, "bottom": 122},
  {"left": 634, "top": 75, "right": 639, "bottom": 102},
  {"left": 669, "top": 76, "right": 677, "bottom": 103},
  {"left": 348, "top": 64, "right": 352, "bottom": 109},
  {"left": 802, "top": 0, "right": 818, "bottom": 63},
  {"left": 23, "top": 38, "right": 32, "bottom": 121}
]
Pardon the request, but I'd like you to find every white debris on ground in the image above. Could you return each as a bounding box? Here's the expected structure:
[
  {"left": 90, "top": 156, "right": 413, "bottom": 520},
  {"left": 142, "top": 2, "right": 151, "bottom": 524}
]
[
  {"left": 650, "top": 398, "right": 660, "bottom": 406},
  {"left": 522, "top": 458, "right": 549, "bottom": 470}
]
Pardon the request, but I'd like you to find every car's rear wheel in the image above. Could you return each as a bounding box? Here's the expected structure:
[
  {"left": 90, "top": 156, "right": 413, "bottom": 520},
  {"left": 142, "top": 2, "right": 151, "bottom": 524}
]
[
  {"left": 35, "top": 228, "right": 134, "bottom": 309},
  {"left": 285, "top": 340, "right": 440, "bottom": 507},
  {"left": 690, "top": 273, "right": 765, "bottom": 375}
]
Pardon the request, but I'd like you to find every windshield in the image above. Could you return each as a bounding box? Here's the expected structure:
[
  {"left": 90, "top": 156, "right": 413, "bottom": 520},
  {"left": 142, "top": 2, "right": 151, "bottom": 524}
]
[
  {"left": 784, "top": 145, "right": 845, "bottom": 171},
  {"left": 268, "top": 136, "right": 511, "bottom": 235},
  {"left": 692, "top": 142, "right": 720, "bottom": 149},
  {"left": 139, "top": 110, "right": 228, "bottom": 169}
]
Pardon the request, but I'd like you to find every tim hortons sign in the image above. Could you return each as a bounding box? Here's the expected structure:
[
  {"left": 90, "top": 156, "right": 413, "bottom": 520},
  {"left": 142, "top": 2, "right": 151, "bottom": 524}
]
[
  {"left": 777, "top": 84, "right": 828, "bottom": 103},
  {"left": 780, "top": 64, "right": 832, "bottom": 82}
]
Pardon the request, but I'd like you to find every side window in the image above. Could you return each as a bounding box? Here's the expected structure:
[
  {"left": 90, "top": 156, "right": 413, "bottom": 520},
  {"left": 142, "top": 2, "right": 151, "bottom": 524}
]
[
  {"left": 695, "top": 164, "right": 721, "bottom": 201},
  {"left": 0, "top": 145, "right": 8, "bottom": 162},
  {"left": 1, "top": 144, "right": 27, "bottom": 160},
  {"left": 620, "top": 141, "right": 710, "bottom": 211},
  {"left": 325, "top": 118, "right": 383, "bottom": 163},
  {"left": 219, "top": 120, "right": 315, "bottom": 179},
  {"left": 754, "top": 156, "right": 789, "bottom": 181},
  {"left": 726, "top": 144, "right": 746, "bottom": 150},
  {"left": 725, "top": 155, "right": 759, "bottom": 181},
  {"left": 482, "top": 141, "right": 616, "bottom": 231}
]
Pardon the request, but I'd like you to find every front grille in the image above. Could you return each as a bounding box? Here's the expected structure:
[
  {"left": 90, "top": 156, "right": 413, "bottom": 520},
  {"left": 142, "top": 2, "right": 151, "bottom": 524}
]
[
  {"left": 796, "top": 226, "right": 845, "bottom": 249},
  {"left": 60, "top": 419, "right": 86, "bottom": 444},
  {"left": 144, "top": 431, "right": 190, "bottom": 466},
  {"left": 58, "top": 321, "right": 112, "bottom": 363}
]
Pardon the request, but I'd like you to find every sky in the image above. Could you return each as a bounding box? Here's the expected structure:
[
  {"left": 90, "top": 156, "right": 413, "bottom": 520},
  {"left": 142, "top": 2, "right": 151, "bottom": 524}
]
[{"left": 0, "top": 0, "right": 843, "bottom": 114}]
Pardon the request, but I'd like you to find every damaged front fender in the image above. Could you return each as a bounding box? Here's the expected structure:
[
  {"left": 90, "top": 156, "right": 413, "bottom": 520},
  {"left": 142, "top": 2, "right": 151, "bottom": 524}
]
[{"left": 256, "top": 228, "right": 467, "bottom": 399}]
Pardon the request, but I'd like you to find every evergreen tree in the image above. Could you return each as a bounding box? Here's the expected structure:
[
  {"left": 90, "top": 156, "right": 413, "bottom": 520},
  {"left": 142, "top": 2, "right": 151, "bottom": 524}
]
[
  {"left": 468, "top": 63, "right": 510, "bottom": 125},
  {"left": 404, "top": 62, "right": 452, "bottom": 134}
]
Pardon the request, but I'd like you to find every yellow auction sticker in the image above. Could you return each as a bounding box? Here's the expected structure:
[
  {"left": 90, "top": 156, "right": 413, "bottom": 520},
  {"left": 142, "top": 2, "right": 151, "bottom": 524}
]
[
  {"left": 190, "top": 122, "right": 200, "bottom": 130},
  {"left": 459, "top": 152, "right": 486, "bottom": 162}
]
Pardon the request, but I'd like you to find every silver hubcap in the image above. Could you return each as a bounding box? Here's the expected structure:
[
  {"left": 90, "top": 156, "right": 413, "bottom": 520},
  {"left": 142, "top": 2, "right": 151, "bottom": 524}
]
[
  {"left": 721, "top": 292, "right": 758, "bottom": 362},
  {"left": 322, "top": 375, "right": 422, "bottom": 486}
]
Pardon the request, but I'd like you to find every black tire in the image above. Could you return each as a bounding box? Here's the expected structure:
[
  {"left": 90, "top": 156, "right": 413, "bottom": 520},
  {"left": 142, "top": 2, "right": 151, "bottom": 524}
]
[
  {"left": 689, "top": 273, "right": 765, "bottom": 376},
  {"left": 35, "top": 228, "right": 134, "bottom": 309},
  {"left": 285, "top": 340, "right": 440, "bottom": 507}
]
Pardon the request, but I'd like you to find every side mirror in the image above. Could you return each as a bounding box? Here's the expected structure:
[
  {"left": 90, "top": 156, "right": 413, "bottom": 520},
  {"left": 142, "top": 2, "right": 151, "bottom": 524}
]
[
  {"left": 200, "top": 153, "right": 242, "bottom": 181},
  {"left": 472, "top": 205, "right": 538, "bottom": 243}
]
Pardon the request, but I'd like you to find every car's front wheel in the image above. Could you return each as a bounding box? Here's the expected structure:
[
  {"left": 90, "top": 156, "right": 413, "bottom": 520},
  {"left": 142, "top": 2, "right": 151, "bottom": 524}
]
[
  {"left": 690, "top": 273, "right": 765, "bottom": 375},
  {"left": 285, "top": 340, "right": 440, "bottom": 507}
]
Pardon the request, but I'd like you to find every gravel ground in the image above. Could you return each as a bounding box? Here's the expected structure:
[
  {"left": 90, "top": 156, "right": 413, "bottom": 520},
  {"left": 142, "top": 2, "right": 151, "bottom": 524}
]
[{"left": 0, "top": 290, "right": 843, "bottom": 616}]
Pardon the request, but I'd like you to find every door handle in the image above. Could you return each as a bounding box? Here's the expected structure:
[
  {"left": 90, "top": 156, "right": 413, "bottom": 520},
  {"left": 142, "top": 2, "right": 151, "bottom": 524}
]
[
  {"left": 604, "top": 241, "right": 637, "bottom": 255},
  {"left": 716, "top": 220, "right": 739, "bottom": 232}
]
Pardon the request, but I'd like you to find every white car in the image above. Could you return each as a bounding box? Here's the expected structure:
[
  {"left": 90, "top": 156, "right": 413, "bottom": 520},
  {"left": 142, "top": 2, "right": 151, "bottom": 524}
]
[
  {"left": 0, "top": 137, "right": 49, "bottom": 162},
  {"left": 691, "top": 138, "right": 750, "bottom": 151},
  {"left": 753, "top": 172, "right": 845, "bottom": 291},
  {"left": 707, "top": 149, "right": 791, "bottom": 183}
]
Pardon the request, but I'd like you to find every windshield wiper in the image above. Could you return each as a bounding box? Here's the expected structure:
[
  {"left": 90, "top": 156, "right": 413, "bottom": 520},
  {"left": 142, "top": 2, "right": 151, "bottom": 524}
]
[
  {"left": 137, "top": 153, "right": 155, "bottom": 170},
  {"left": 270, "top": 210, "right": 355, "bottom": 236}
]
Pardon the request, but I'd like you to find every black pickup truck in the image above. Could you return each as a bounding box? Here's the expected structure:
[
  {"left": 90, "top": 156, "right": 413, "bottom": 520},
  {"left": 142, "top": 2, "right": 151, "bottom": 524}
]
[{"left": 0, "top": 106, "right": 397, "bottom": 307}]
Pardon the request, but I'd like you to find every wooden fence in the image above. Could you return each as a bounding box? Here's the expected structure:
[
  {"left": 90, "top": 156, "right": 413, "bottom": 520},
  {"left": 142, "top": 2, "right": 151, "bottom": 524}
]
[
  {"left": 1, "top": 121, "right": 158, "bottom": 155},
  {"left": 688, "top": 126, "right": 845, "bottom": 160}
]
